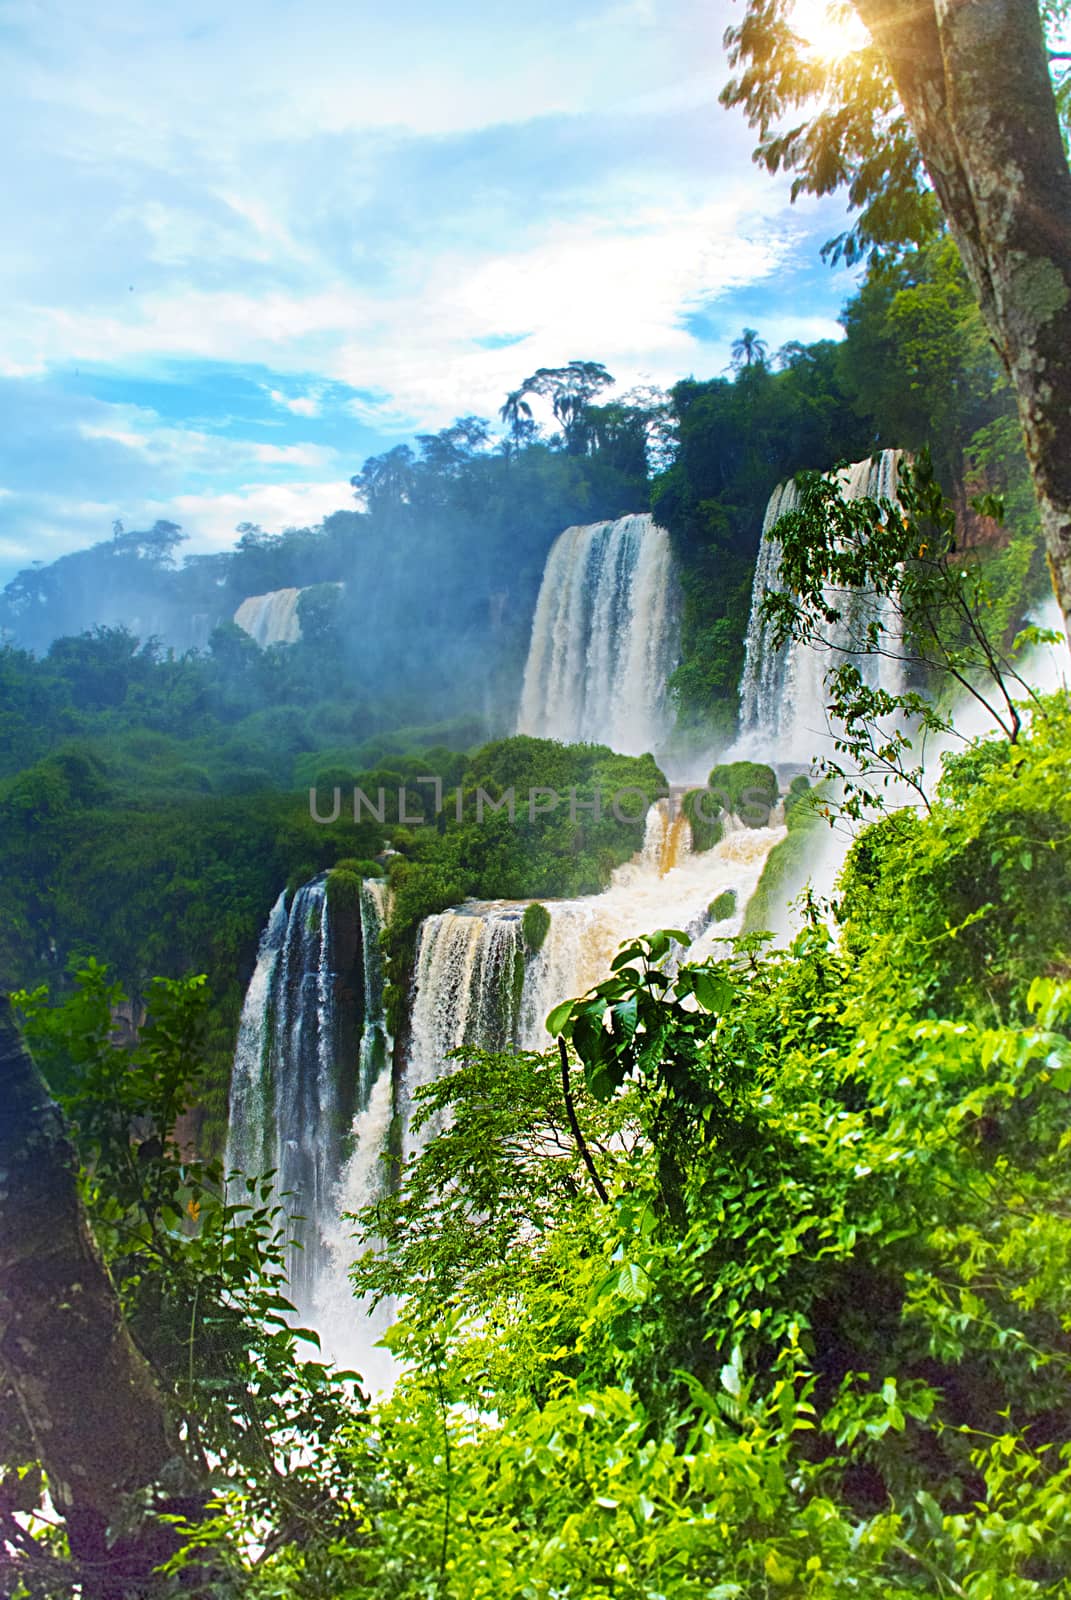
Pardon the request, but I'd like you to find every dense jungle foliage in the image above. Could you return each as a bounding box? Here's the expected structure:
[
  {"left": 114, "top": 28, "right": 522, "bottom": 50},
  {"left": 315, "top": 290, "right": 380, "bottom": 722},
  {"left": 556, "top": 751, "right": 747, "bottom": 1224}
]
[
  {"left": 2, "top": 0, "right": 1069, "bottom": 1585},
  {"left": 6, "top": 692, "right": 1071, "bottom": 1596}
]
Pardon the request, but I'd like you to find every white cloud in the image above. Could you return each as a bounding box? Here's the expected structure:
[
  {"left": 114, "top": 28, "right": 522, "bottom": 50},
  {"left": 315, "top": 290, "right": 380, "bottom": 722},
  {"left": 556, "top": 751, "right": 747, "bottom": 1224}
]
[
  {"left": 0, "top": 480, "right": 355, "bottom": 574},
  {"left": 77, "top": 407, "right": 336, "bottom": 473},
  {"left": 268, "top": 387, "right": 322, "bottom": 417},
  {"left": 0, "top": 0, "right": 862, "bottom": 577},
  {"left": 251, "top": 441, "right": 332, "bottom": 466},
  {"left": 11, "top": 183, "right": 819, "bottom": 437},
  {"left": 160, "top": 479, "right": 357, "bottom": 551}
]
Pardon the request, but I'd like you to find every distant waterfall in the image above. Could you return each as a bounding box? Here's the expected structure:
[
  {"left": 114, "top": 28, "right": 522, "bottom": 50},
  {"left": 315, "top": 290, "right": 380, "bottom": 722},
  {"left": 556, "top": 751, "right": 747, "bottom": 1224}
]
[
  {"left": 234, "top": 587, "right": 304, "bottom": 647},
  {"left": 735, "top": 450, "right": 903, "bottom": 763},
  {"left": 225, "top": 874, "right": 391, "bottom": 1308},
  {"left": 517, "top": 515, "right": 680, "bottom": 756}
]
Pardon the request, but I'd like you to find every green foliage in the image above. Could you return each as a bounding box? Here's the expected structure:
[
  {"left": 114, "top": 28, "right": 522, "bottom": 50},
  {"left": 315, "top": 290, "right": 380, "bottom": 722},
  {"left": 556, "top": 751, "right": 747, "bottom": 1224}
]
[
  {"left": 326, "top": 866, "right": 364, "bottom": 909},
  {"left": 708, "top": 759, "right": 779, "bottom": 825},
  {"left": 654, "top": 237, "right": 1037, "bottom": 739},
  {"left": 296, "top": 581, "right": 344, "bottom": 644},
  {"left": 378, "top": 737, "right": 667, "bottom": 1028},
  {"left": 0, "top": 228, "right": 1065, "bottom": 1599},
  {"left": 333, "top": 856, "right": 385, "bottom": 879},
  {"left": 744, "top": 782, "right": 826, "bottom": 934},
  {"left": 721, "top": 1, "right": 1071, "bottom": 267},
  {"left": 835, "top": 694, "right": 1071, "bottom": 1014},
  {"left": 323, "top": 710, "right": 1071, "bottom": 1600},
  {"left": 681, "top": 785, "right": 724, "bottom": 852},
  {"left": 762, "top": 452, "right": 1057, "bottom": 817},
  {"left": 521, "top": 901, "right": 550, "bottom": 953},
  {"left": 708, "top": 888, "right": 736, "bottom": 921},
  {"left": 653, "top": 346, "right": 872, "bottom": 734},
  {"left": 11, "top": 712, "right": 1071, "bottom": 1598},
  {"left": 6, "top": 965, "right": 368, "bottom": 1585}
]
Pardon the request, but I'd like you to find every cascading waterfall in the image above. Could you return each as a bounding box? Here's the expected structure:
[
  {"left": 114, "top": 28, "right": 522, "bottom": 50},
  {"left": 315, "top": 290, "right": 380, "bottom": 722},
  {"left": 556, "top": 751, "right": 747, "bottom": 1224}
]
[
  {"left": 229, "top": 833, "right": 789, "bottom": 1375},
  {"left": 517, "top": 514, "right": 681, "bottom": 756},
  {"left": 735, "top": 449, "right": 903, "bottom": 762},
  {"left": 518, "top": 801, "right": 783, "bottom": 1045},
  {"left": 404, "top": 906, "right": 525, "bottom": 1153},
  {"left": 225, "top": 889, "right": 289, "bottom": 1187},
  {"left": 356, "top": 878, "right": 391, "bottom": 1106},
  {"left": 233, "top": 587, "right": 305, "bottom": 647},
  {"left": 225, "top": 874, "right": 392, "bottom": 1317},
  {"left": 399, "top": 801, "right": 785, "bottom": 1137},
  {"left": 313, "top": 877, "right": 396, "bottom": 1384}
]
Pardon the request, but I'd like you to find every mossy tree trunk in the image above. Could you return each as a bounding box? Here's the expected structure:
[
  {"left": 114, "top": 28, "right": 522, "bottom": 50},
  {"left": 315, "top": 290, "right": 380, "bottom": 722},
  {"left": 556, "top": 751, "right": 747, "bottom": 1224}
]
[
  {"left": 0, "top": 998, "right": 198, "bottom": 1598},
  {"left": 853, "top": 0, "right": 1071, "bottom": 632}
]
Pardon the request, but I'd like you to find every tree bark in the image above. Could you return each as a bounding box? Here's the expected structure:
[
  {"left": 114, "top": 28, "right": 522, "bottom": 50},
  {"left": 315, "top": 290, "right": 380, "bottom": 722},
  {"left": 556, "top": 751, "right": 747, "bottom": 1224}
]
[
  {"left": 852, "top": 0, "right": 1071, "bottom": 634},
  {"left": 0, "top": 998, "right": 197, "bottom": 1597}
]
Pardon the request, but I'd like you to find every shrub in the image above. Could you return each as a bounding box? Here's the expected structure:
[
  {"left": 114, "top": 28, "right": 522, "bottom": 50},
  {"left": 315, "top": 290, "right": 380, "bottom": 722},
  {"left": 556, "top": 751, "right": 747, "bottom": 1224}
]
[
  {"left": 682, "top": 788, "right": 724, "bottom": 853},
  {"left": 522, "top": 902, "right": 551, "bottom": 953},
  {"left": 333, "top": 856, "right": 385, "bottom": 879},
  {"left": 708, "top": 760, "right": 778, "bottom": 826},
  {"left": 708, "top": 889, "right": 736, "bottom": 921}
]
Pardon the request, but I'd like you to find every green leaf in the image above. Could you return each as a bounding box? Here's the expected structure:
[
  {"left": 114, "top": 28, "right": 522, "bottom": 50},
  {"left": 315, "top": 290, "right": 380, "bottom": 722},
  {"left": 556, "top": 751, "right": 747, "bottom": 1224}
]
[
  {"left": 691, "top": 970, "right": 735, "bottom": 1014},
  {"left": 546, "top": 1000, "right": 575, "bottom": 1037}
]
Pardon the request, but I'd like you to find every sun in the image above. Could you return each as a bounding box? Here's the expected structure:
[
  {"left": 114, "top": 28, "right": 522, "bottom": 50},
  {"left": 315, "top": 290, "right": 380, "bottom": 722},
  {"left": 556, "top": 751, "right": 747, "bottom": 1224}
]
[{"left": 789, "top": 0, "right": 870, "bottom": 63}]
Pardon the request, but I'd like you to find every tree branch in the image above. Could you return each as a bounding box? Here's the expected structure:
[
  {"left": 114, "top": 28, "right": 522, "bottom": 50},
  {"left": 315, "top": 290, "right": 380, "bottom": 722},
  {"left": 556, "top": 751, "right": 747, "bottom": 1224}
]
[{"left": 557, "top": 1037, "right": 609, "bottom": 1205}]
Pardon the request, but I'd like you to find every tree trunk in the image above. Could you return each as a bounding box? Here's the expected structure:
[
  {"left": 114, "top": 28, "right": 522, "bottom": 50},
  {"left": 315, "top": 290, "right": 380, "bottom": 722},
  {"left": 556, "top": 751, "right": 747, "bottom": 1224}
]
[
  {"left": 0, "top": 998, "right": 197, "bottom": 1597},
  {"left": 853, "top": 0, "right": 1071, "bottom": 634}
]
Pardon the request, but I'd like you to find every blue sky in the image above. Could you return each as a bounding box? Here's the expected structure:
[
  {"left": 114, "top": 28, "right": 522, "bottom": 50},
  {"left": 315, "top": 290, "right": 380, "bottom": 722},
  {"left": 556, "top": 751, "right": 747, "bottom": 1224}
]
[{"left": 0, "top": 0, "right": 862, "bottom": 584}]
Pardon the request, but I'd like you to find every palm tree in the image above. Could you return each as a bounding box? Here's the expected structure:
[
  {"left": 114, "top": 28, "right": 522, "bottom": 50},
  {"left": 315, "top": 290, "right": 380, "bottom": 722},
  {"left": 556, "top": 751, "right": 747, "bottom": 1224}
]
[
  {"left": 498, "top": 389, "right": 534, "bottom": 451},
  {"left": 730, "top": 327, "right": 769, "bottom": 370}
]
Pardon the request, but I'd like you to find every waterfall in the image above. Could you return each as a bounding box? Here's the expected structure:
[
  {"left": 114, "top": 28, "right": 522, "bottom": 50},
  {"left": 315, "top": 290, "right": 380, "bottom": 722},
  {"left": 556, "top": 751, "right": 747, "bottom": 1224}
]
[
  {"left": 233, "top": 587, "right": 305, "bottom": 647},
  {"left": 517, "top": 514, "right": 681, "bottom": 756},
  {"left": 225, "top": 889, "right": 289, "bottom": 1186},
  {"left": 400, "top": 802, "right": 785, "bottom": 1134},
  {"left": 735, "top": 449, "right": 903, "bottom": 762},
  {"left": 518, "top": 800, "right": 783, "bottom": 1045},
  {"left": 404, "top": 906, "right": 525, "bottom": 1153},
  {"left": 225, "top": 874, "right": 392, "bottom": 1315},
  {"left": 228, "top": 825, "right": 787, "bottom": 1375},
  {"left": 356, "top": 878, "right": 391, "bottom": 1104}
]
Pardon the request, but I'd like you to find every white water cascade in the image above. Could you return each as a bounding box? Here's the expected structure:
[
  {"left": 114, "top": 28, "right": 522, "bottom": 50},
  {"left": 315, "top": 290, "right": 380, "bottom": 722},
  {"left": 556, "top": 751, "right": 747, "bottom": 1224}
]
[
  {"left": 735, "top": 450, "right": 903, "bottom": 763},
  {"left": 400, "top": 800, "right": 785, "bottom": 1134},
  {"left": 225, "top": 875, "right": 392, "bottom": 1318},
  {"left": 313, "top": 878, "right": 397, "bottom": 1384},
  {"left": 404, "top": 906, "right": 526, "bottom": 1156},
  {"left": 233, "top": 587, "right": 305, "bottom": 647},
  {"left": 517, "top": 514, "right": 681, "bottom": 757},
  {"left": 519, "top": 802, "right": 783, "bottom": 1042}
]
